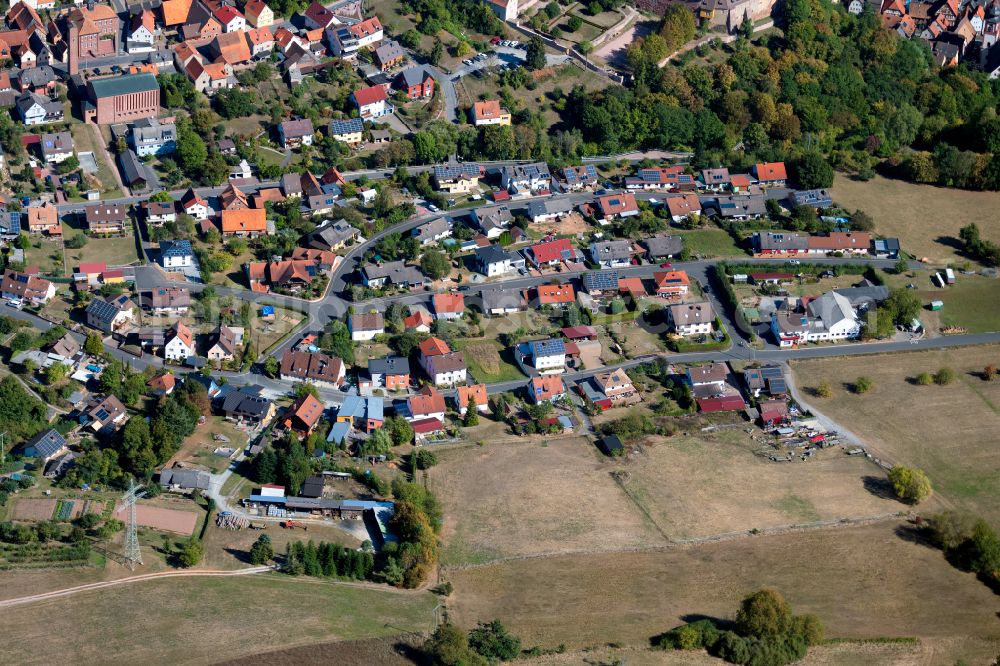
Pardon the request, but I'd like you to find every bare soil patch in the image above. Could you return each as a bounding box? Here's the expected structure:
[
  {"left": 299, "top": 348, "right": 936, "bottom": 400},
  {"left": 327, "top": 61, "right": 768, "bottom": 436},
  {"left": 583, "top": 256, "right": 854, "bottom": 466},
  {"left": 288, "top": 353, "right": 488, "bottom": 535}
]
[
  {"left": 792, "top": 345, "right": 1000, "bottom": 523},
  {"left": 533, "top": 212, "right": 591, "bottom": 238},
  {"left": 11, "top": 499, "right": 57, "bottom": 521},
  {"left": 118, "top": 504, "right": 199, "bottom": 535},
  {"left": 430, "top": 438, "right": 665, "bottom": 565}
]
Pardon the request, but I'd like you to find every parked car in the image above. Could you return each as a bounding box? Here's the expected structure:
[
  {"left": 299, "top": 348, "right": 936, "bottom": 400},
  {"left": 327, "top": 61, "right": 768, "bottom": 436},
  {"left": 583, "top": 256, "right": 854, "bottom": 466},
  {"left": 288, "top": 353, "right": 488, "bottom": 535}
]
[
  {"left": 490, "top": 36, "right": 501, "bottom": 44},
  {"left": 660, "top": 261, "right": 672, "bottom": 268},
  {"left": 463, "top": 59, "right": 472, "bottom": 65},
  {"left": 788, "top": 259, "right": 801, "bottom": 265}
]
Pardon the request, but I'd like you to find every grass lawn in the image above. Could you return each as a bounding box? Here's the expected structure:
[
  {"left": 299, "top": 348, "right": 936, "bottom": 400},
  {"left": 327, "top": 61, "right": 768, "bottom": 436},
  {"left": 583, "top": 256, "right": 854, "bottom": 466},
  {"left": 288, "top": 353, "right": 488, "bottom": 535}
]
[
  {"left": 792, "top": 345, "right": 1000, "bottom": 523},
  {"left": 69, "top": 123, "right": 121, "bottom": 196},
  {"left": 444, "top": 521, "right": 1000, "bottom": 659},
  {"left": 0, "top": 574, "right": 437, "bottom": 665},
  {"left": 169, "top": 415, "right": 251, "bottom": 473},
  {"left": 452, "top": 338, "right": 526, "bottom": 383},
  {"left": 832, "top": 174, "right": 1000, "bottom": 266},
  {"left": 556, "top": 18, "right": 603, "bottom": 44},
  {"left": 62, "top": 224, "right": 140, "bottom": 268},
  {"left": 676, "top": 228, "right": 745, "bottom": 257},
  {"left": 253, "top": 306, "right": 306, "bottom": 355},
  {"left": 21, "top": 238, "right": 66, "bottom": 277}
]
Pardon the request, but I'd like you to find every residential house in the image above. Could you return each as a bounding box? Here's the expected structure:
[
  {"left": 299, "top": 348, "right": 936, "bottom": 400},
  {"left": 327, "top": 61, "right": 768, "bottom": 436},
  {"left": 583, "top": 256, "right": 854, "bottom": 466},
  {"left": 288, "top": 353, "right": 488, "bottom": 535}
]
[
  {"left": 206, "top": 324, "right": 238, "bottom": 362},
  {"left": 351, "top": 85, "right": 391, "bottom": 118},
  {"left": 529, "top": 375, "right": 565, "bottom": 403},
  {"left": 534, "top": 283, "right": 576, "bottom": 307},
  {"left": 246, "top": 26, "right": 275, "bottom": 56},
  {"left": 26, "top": 204, "right": 60, "bottom": 235},
  {"left": 790, "top": 189, "right": 832, "bottom": 208},
  {"left": 144, "top": 287, "right": 190, "bottom": 314},
  {"left": 406, "top": 385, "right": 446, "bottom": 422},
  {"left": 668, "top": 301, "right": 715, "bottom": 336},
  {"left": 86, "top": 294, "right": 135, "bottom": 333},
  {"left": 182, "top": 189, "right": 210, "bottom": 220},
  {"left": 700, "top": 167, "right": 731, "bottom": 191},
  {"left": 806, "top": 232, "right": 873, "bottom": 255},
  {"left": 329, "top": 117, "right": 364, "bottom": 145},
  {"left": 482, "top": 288, "right": 527, "bottom": 315},
  {"left": 525, "top": 238, "right": 580, "bottom": 267},
  {"left": 527, "top": 198, "right": 573, "bottom": 224},
  {"left": 221, "top": 182, "right": 250, "bottom": 210},
  {"left": 127, "top": 9, "right": 156, "bottom": 53},
  {"left": 336, "top": 394, "right": 384, "bottom": 432},
  {"left": 130, "top": 117, "right": 176, "bottom": 157},
  {"left": 561, "top": 164, "right": 599, "bottom": 191},
  {"left": 712, "top": 194, "right": 767, "bottom": 219},
  {"left": 686, "top": 363, "right": 729, "bottom": 390},
  {"left": 244, "top": 0, "right": 274, "bottom": 27},
  {"left": 664, "top": 194, "right": 701, "bottom": 222},
  {"left": 282, "top": 393, "right": 324, "bottom": 434},
  {"left": 213, "top": 4, "right": 246, "bottom": 32},
  {"left": 418, "top": 337, "right": 467, "bottom": 386},
  {"left": 306, "top": 218, "right": 360, "bottom": 250},
  {"left": 412, "top": 217, "right": 453, "bottom": 246},
  {"left": 403, "top": 309, "right": 433, "bottom": 331},
  {"left": 85, "top": 203, "right": 129, "bottom": 234},
  {"left": 529, "top": 338, "right": 566, "bottom": 375},
  {"left": 290, "top": 247, "right": 339, "bottom": 271},
  {"left": 872, "top": 238, "right": 901, "bottom": 259},
  {"left": 164, "top": 321, "right": 195, "bottom": 361},
  {"left": 360, "top": 260, "right": 426, "bottom": 288},
  {"left": 475, "top": 244, "right": 522, "bottom": 277},
  {"left": 220, "top": 209, "right": 268, "bottom": 237},
  {"left": 644, "top": 234, "right": 683, "bottom": 260},
  {"left": 280, "top": 349, "right": 345, "bottom": 388},
  {"left": 47, "top": 334, "right": 81, "bottom": 360},
  {"left": 374, "top": 39, "right": 405, "bottom": 70},
  {"left": 653, "top": 270, "right": 690, "bottom": 299},
  {"left": 86, "top": 395, "right": 129, "bottom": 433},
  {"left": 455, "top": 384, "right": 489, "bottom": 415},
  {"left": 770, "top": 290, "right": 866, "bottom": 347},
  {"left": 222, "top": 385, "right": 276, "bottom": 425},
  {"left": 367, "top": 356, "right": 410, "bottom": 390},
  {"left": 246, "top": 260, "right": 316, "bottom": 293},
  {"left": 433, "top": 163, "right": 481, "bottom": 193},
  {"left": 500, "top": 162, "right": 551, "bottom": 195},
  {"left": 624, "top": 166, "right": 695, "bottom": 191},
  {"left": 483, "top": 0, "right": 519, "bottom": 20},
  {"left": 471, "top": 204, "right": 513, "bottom": 239},
  {"left": 160, "top": 467, "right": 210, "bottom": 491},
  {"left": 393, "top": 65, "right": 434, "bottom": 99},
  {"left": 432, "top": 292, "right": 465, "bottom": 320},
  {"left": 753, "top": 161, "right": 787, "bottom": 187},
  {"left": 278, "top": 118, "right": 314, "bottom": 149},
  {"left": 15, "top": 91, "right": 63, "bottom": 125},
  {"left": 118, "top": 150, "right": 150, "bottom": 191},
  {"left": 160, "top": 239, "right": 194, "bottom": 271},
  {"left": 593, "top": 368, "right": 640, "bottom": 406},
  {"left": 590, "top": 240, "right": 636, "bottom": 268},
  {"left": 2, "top": 270, "right": 55, "bottom": 304},
  {"left": 144, "top": 201, "right": 176, "bottom": 227},
  {"left": 328, "top": 16, "right": 383, "bottom": 57},
  {"left": 471, "top": 99, "right": 511, "bottom": 126},
  {"left": 39, "top": 131, "right": 73, "bottom": 164},
  {"left": 18, "top": 429, "right": 67, "bottom": 462},
  {"left": 752, "top": 231, "right": 809, "bottom": 256},
  {"left": 349, "top": 312, "right": 384, "bottom": 341},
  {"left": 581, "top": 271, "right": 619, "bottom": 297},
  {"left": 184, "top": 58, "right": 234, "bottom": 93},
  {"left": 595, "top": 192, "right": 639, "bottom": 222}
]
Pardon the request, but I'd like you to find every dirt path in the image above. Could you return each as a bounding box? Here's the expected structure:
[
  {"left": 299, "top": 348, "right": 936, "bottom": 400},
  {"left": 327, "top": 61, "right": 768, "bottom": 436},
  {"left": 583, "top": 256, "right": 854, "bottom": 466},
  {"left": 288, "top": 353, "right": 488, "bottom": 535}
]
[{"left": 0, "top": 566, "right": 272, "bottom": 608}]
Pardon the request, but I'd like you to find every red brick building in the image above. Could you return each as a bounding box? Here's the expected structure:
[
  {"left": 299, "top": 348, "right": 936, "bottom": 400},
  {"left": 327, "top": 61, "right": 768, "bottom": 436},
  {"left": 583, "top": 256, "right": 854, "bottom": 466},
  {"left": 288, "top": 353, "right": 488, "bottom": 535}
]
[
  {"left": 84, "top": 73, "right": 160, "bottom": 125},
  {"left": 63, "top": 3, "right": 119, "bottom": 75}
]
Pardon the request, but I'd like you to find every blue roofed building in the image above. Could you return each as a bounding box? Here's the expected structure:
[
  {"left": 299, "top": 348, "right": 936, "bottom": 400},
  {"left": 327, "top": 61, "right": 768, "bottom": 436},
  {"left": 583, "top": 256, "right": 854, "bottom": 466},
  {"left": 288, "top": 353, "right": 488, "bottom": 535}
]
[
  {"left": 336, "top": 394, "right": 385, "bottom": 432},
  {"left": 159, "top": 239, "right": 195, "bottom": 271},
  {"left": 327, "top": 420, "right": 351, "bottom": 445},
  {"left": 582, "top": 270, "right": 619, "bottom": 296},
  {"left": 329, "top": 117, "right": 364, "bottom": 145},
  {"left": 872, "top": 237, "right": 900, "bottom": 259},
  {"left": 561, "top": 164, "right": 598, "bottom": 191},
  {"left": 529, "top": 338, "right": 566, "bottom": 375}
]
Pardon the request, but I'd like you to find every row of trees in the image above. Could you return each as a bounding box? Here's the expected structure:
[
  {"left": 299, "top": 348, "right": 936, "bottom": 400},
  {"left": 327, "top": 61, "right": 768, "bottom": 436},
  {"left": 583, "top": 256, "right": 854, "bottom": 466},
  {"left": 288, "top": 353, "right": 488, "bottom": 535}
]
[
  {"left": 924, "top": 511, "right": 1000, "bottom": 588},
  {"left": 423, "top": 620, "right": 522, "bottom": 665}
]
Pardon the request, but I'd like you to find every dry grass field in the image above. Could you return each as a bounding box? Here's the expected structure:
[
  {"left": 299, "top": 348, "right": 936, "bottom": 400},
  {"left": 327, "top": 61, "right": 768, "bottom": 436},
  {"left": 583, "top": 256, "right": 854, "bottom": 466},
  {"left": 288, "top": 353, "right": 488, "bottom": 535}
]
[
  {"left": 453, "top": 338, "right": 525, "bottom": 383},
  {"left": 621, "top": 431, "right": 905, "bottom": 540},
  {"left": 0, "top": 575, "right": 437, "bottom": 665},
  {"left": 444, "top": 522, "right": 1000, "bottom": 659},
  {"left": 201, "top": 522, "right": 363, "bottom": 570},
  {"left": 793, "top": 345, "right": 1000, "bottom": 523},
  {"left": 832, "top": 175, "right": 1000, "bottom": 265},
  {"left": 430, "top": 438, "right": 665, "bottom": 565}
]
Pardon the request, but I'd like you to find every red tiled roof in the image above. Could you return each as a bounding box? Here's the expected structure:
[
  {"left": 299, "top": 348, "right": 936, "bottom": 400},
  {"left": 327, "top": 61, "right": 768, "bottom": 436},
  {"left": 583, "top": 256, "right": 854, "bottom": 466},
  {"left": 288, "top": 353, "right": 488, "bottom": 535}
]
[
  {"left": 352, "top": 85, "right": 386, "bottom": 106},
  {"left": 433, "top": 292, "right": 464, "bottom": 314},
  {"left": 419, "top": 337, "right": 450, "bottom": 357},
  {"left": 411, "top": 417, "right": 444, "bottom": 434},
  {"left": 754, "top": 162, "right": 787, "bottom": 182},
  {"left": 537, "top": 283, "right": 575, "bottom": 304},
  {"left": 530, "top": 238, "right": 574, "bottom": 264}
]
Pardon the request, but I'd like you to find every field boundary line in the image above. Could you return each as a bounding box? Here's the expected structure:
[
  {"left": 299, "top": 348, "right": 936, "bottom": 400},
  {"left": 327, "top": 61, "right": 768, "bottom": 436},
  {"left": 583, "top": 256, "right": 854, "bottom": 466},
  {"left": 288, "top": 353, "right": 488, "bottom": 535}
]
[{"left": 440, "top": 512, "right": 908, "bottom": 572}]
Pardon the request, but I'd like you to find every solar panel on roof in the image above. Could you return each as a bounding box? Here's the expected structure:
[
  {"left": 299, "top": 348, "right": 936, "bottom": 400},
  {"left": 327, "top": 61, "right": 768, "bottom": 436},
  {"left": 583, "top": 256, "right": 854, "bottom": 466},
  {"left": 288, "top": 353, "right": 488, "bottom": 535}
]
[
  {"left": 95, "top": 408, "right": 109, "bottom": 420},
  {"left": 768, "top": 378, "right": 787, "bottom": 393}
]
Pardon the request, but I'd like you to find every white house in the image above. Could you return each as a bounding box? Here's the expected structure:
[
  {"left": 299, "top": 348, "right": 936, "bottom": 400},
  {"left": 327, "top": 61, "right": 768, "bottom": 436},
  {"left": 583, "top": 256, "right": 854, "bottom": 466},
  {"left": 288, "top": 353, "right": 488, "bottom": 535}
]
[
  {"left": 40, "top": 132, "right": 74, "bottom": 164},
  {"left": 213, "top": 4, "right": 247, "bottom": 32},
  {"left": 351, "top": 85, "right": 391, "bottom": 119},
  {"left": 278, "top": 118, "right": 314, "bottom": 149},
  {"left": 529, "top": 339, "right": 566, "bottom": 375},
  {"left": 328, "top": 16, "right": 383, "bottom": 57},
  {"left": 164, "top": 322, "right": 196, "bottom": 361},
  {"left": 770, "top": 291, "right": 862, "bottom": 347},
  {"left": 127, "top": 10, "right": 157, "bottom": 54},
  {"left": 159, "top": 240, "right": 194, "bottom": 271},
  {"left": 182, "top": 190, "right": 210, "bottom": 220},
  {"left": 349, "top": 312, "right": 384, "bottom": 342},
  {"left": 229, "top": 159, "right": 253, "bottom": 180},
  {"left": 475, "top": 245, "right": 522, "bottom": 277},
  {"left": 668, "top": 301, "right": 714, "bottom": 336},
  {"left": 15, "top": 92, "right": 63, "bottom": 126}
]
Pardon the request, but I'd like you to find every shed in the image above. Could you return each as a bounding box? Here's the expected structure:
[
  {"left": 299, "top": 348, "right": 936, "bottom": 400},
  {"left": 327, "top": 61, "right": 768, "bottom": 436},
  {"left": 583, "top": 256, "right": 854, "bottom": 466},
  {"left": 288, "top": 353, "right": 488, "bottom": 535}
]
[{"left": 597, "top": 435, "right": 623, "bottom": 456}]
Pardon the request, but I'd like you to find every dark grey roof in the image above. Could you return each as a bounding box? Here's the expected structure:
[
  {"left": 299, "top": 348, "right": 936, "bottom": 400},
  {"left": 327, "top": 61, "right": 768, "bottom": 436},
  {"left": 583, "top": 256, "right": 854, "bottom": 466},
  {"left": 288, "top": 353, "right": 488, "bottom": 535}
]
[
  {"left": 528, "top": 198, "right": 573, "bottom": 217},
  {"left": 475, "top": 243, "right": 516, "bottom": 266},
  {"left": 329, "top": 117, "right": 363, "bottom": 135},
  {"left": 361, "top": 260, "right": 425, "bottom": 284},
  {"left": 300, "top": 475, "right": 325, "bottom": 498},
  {"left": 308, "top": 218, "right": 359, "bottom": 249},
  {"left": 87, "top": 295, "right": 129, "bottom": 325},
  {"left": 374, "top": 40, "right": 404, "bottom": 63},
  {"left": 160, "top": 468, "right": 210, "bottom": 489},
  {"left": 583, "top": 271, "right": 619, "bottom": 291},
  {"left": 644, "top": 234, "right": 683, "bottom": 257},
  {"left": 118, "top": 150, "right": 147, "bottom": 186},
  {"left": 368, "top": 355, "right": 410, "bottom": 376},
  {"left": 482, "top": 288, "right": 526, "bottom": 311},
  {"left": 160, "top": 239, "right": 193, "bottom": 258},
  {"left": 532, "top": 338, "right": 566, "bottom": 357},
  {"left": 433, "top": 163, "right": 480, "bottom": 180},
  {"left": 18, "top": 66, "right": 57, "bottom": 88},
  {"left": 397, "top": 66, "right": 430, "bottom": 87},
  {"left": 222, "top": 385, "right": 273, "bottom": 419},
  {"left": 22, "top": 429, "right": 66, "bottom": 459}
]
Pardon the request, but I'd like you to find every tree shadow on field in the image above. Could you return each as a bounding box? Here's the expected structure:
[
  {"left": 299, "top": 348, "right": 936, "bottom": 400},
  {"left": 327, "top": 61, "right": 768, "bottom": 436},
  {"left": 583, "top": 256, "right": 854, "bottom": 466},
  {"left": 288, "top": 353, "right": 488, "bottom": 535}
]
[
  {"left": 225, "top": 547, "right": 251, "bottom": 564},
  {"left": 392, "top": 640, "right": 425, "bottom": 665},
  {"left": 934, "top": 235, "right": 966, "bottom": 253},
  {"left": 862, "top": 475, "right": 897, "bottom": 500},
  {"left": 893, "top": 523, "right": 937, "bottom": 550}
]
